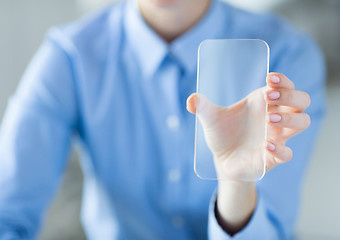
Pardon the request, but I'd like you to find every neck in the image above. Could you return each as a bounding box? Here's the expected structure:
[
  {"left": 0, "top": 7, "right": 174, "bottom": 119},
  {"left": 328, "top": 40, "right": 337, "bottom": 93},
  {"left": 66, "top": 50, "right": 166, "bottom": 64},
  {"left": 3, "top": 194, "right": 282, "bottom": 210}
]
[{"left": 138, "top": 0, "right": 211, "bottom": 43}]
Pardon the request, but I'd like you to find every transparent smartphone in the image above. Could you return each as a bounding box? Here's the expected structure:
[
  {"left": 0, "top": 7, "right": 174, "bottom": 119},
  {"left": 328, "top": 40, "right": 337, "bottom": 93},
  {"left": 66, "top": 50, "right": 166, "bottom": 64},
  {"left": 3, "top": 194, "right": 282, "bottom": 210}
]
[{"left": 194, "top": 39, "right": 270, "bottom": 182}]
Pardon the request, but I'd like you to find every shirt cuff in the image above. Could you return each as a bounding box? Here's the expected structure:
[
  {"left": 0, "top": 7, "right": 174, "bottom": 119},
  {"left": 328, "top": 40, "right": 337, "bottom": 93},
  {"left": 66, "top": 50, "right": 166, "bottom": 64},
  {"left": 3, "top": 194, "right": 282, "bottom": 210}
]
[{"left": 208, "top": 188, "right": 278, "bottom": 240}]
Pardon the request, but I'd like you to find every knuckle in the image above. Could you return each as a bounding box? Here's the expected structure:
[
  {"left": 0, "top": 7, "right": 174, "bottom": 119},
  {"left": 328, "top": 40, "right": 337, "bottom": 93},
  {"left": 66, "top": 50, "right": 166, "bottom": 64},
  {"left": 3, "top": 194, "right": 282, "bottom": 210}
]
[
  {"left": 283, "top": 113, "right": 293, "bottom": 126},
  {"left": 281, "top": 74, "right": 295, "bottom": 89},
  {"left": 286, "top": 148, "right": 293, "bottom": 161},
  {"left": 297, "top": 91, "right": 310, "bottom": 110},
  {"left": 276, "top": 73, "right": 285, "bottom": 80},
  {"left": 305, "top": 93, "right": 311, "bottom": 107},
  {"left": 296, "top": 113, "right": 310, "bottom": 129},
  {"left": 277, "top": 73, "right": 293, "bottom": 86},
  {"left": 284, "top": 89, "right": 293, "bottom": 102},
  {"left": 278, "top": 146, "right": 293, "bottom": 163},
  {"left": 304, "top": 114, "right": 311, "bottom": 128}
]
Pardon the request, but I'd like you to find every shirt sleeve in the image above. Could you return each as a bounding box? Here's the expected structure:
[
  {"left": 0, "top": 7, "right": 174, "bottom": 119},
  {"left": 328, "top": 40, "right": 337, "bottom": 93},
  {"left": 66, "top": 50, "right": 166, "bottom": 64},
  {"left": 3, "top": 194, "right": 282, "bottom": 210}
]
[
  {"left": 0, "top": 30, "right": 79, "bottom": 239},
  {"left": 207, "top": 34, "right": 326, "bottom": 239},
  {"left": 208, "top": 189, "right": 279, "bottom": 239}
]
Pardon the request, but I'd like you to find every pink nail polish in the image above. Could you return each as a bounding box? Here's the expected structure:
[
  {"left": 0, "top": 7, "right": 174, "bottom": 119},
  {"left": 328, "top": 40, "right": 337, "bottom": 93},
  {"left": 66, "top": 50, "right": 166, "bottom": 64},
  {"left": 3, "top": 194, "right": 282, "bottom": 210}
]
[
  {"left": 269, "top": 75, "right": 280, "bottom": 84},
  {"left": 268, "top": 91, "right": 280, "bottom": 100},
  {"left": 266, "top": 142, "right": 276, "bottom": 151},
  {"left": 269, "top": 114, "right": 282, "bottom": 123}
]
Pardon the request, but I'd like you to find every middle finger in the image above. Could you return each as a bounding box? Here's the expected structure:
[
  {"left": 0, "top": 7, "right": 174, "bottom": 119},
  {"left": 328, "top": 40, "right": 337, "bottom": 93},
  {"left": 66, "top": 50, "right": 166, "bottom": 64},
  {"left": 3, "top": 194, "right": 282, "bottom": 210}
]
[{"left": 265, "top": 88, "right": 310, "bottom": 111}]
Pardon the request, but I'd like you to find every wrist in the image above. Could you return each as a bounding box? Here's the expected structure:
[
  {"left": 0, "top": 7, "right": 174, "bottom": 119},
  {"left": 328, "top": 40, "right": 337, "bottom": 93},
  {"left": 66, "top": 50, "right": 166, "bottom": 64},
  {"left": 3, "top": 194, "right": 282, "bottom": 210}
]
[{"left": 216, "top": 180, "right": 257, "bottom": 235}]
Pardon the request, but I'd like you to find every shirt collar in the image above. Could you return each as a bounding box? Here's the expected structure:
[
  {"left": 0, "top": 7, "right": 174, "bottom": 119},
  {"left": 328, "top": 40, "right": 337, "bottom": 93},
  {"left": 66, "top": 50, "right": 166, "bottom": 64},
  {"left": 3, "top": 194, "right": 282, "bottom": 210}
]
[{"left": 124, "top": 0, "right": 229, "bottom": 78}]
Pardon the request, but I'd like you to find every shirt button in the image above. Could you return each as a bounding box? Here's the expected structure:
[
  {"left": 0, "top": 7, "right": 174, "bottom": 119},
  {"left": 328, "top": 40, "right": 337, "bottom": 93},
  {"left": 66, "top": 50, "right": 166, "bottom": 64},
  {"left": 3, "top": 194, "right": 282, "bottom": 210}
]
[
  {"left": 172, "top": 216, "right": 185, "bottom": 228},
  {"left": 166, "top": 115, "right": 180, "bottom": 130},
  {"left": 168, "top": 169, "right": 181, "bottom": 182}
]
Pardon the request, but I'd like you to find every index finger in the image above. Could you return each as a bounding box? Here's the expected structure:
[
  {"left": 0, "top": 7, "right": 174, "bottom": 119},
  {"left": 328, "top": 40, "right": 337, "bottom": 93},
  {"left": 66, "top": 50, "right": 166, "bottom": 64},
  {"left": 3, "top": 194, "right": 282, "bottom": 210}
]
[{"left": 266, "top": 72, "right": 295, "bottom": 90}]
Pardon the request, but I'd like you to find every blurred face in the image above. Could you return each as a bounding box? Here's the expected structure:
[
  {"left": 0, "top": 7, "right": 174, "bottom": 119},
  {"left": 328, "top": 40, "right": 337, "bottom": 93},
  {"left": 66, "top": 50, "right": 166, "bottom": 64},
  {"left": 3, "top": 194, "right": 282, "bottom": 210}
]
[{"left": 138, "top": 0, "right": 210, "bottom": 42}]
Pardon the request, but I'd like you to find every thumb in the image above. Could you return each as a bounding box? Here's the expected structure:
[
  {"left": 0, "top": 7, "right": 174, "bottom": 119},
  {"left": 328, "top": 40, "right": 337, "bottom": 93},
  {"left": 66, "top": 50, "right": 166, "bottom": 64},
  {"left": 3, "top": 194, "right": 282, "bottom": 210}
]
[{"left": 186, "top": 93, "right": 223, "bottom": 128}]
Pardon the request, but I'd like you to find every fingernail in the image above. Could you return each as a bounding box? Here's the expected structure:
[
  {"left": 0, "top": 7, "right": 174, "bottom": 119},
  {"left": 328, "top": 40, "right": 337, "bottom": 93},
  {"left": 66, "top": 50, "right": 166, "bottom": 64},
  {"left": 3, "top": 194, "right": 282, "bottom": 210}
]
[
  {"left": 269, "top": 75, "right": 280, "bottom": 84},
  {"left": 269, "top": 113, "right": 282, "bottom": 123},
  {"left": 266, "top": 142, "right": 276, "bottom": 151},
  {"left": 268, "top": 90, "right": 280, "bottom": 100}
]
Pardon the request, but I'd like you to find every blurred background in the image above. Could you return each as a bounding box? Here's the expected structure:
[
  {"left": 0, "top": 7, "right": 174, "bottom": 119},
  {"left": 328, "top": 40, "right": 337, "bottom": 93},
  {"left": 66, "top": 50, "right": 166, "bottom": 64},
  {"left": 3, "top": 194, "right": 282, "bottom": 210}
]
[{"left": 0, "top": 0, "right": 339, "bottom": 239}]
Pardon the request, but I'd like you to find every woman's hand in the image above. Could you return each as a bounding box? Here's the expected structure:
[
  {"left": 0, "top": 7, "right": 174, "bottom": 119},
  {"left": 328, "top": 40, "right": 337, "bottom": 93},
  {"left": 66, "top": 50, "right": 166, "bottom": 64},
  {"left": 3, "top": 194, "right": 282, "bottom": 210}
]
[
  {"left": 186, "top": 72, "right": 311, "bottom": 234},
  {"left": 186, "top": 72, "right": 311, "bottom": 181}
]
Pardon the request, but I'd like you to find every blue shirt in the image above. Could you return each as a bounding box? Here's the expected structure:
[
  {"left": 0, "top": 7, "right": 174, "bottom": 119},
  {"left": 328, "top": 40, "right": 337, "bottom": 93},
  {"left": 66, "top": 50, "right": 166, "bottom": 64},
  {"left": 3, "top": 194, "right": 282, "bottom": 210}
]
[{"left": 0, "top": 0, "right": 326, "bottom": 239}]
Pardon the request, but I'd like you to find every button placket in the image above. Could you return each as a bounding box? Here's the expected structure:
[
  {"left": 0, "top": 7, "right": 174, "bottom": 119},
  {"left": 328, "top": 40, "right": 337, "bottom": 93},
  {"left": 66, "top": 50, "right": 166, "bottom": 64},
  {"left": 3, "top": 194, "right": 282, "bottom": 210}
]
[{"left": 159, "top": 55, "right": 186, "bottom": 224}]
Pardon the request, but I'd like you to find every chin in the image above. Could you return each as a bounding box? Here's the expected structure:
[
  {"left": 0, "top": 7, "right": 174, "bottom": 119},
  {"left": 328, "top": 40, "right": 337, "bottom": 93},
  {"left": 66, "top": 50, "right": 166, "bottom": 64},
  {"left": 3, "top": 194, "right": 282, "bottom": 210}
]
[{"left": 148, "top": 0, "right": 183, "bottom": 7}]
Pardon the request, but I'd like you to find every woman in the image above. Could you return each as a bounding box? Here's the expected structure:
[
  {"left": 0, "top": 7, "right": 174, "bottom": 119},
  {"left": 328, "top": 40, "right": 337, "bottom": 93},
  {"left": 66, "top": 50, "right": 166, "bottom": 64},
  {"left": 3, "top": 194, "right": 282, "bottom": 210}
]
[{"left": 0, "top": 0, "right": 325, "bottom": 239}]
